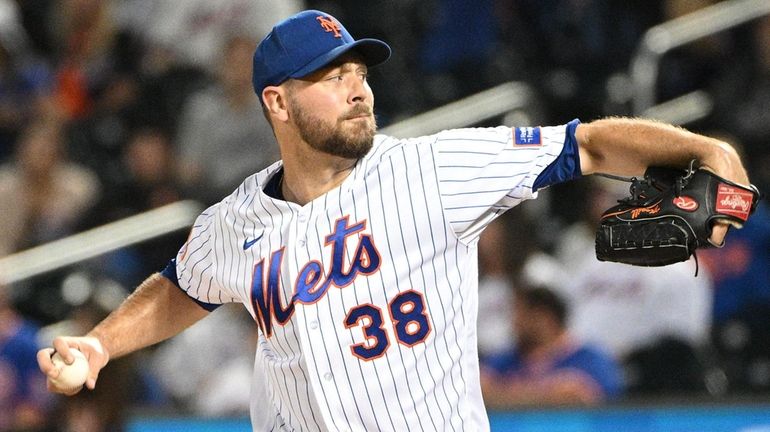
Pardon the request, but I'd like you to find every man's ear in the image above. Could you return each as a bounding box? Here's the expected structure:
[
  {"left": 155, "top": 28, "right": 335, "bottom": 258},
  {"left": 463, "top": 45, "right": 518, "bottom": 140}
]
[{"left": 262, "top": 86, "right": 289, "bottom": 122}]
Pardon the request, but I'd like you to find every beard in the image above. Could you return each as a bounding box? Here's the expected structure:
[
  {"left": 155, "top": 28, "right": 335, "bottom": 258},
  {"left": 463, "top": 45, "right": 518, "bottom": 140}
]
[{"left": 289, "top": 99, "right": 377, "bottom": 159}]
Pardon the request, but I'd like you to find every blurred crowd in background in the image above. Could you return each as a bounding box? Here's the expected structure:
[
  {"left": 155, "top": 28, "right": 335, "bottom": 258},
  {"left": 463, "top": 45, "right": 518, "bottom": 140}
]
[{"left": 0, "top": 0, "right": 768, "bottom": 431}]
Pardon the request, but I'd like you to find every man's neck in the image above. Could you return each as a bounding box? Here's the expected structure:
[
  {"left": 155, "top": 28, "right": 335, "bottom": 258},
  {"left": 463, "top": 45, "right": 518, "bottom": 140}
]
[{"left": 280, "top": 150, "right": 357, "bottom": 205}]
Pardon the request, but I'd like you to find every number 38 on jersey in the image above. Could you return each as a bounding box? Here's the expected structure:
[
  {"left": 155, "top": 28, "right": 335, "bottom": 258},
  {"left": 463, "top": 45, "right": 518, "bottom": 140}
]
[
  {"left": 250, "top": 216, "right": 432, "bottom": 360},
  {"left": 345, "top": 289, "right": 432, "bottom": 360}
]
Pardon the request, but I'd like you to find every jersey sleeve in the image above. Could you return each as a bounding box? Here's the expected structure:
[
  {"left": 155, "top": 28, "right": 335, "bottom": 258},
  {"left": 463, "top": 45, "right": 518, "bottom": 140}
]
[
  {"left": 166, "top": 204, "right": 241, "bottom": 306},
  {"left": 435, "top": 120, "right": 581, "bottom": 240}
]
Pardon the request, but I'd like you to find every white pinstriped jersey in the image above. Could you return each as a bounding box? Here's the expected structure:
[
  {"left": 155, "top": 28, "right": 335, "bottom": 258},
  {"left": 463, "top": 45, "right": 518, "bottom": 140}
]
[{"left": 172, "top": 122, "right": 574, "bottom": 431}]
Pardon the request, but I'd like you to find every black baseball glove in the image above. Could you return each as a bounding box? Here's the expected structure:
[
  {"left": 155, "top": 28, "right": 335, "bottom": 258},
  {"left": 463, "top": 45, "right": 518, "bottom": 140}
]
[{"left": 595, "top": 161, "right": 760, "bottom": 268}]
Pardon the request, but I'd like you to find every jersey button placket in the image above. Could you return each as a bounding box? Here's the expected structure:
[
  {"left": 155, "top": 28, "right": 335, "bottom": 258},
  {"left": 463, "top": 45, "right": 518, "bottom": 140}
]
[{"left": 297, "top": 211, "right": 309, "bottom": 247}]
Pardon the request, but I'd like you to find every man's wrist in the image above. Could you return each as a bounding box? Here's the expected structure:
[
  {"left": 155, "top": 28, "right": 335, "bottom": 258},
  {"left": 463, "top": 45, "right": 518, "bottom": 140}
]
[
  {"left": 699, "top": 140, "right": 749, "bottom": 186},
  {"left": 84, "top": 331, "right": 111, "bottom": 361}
]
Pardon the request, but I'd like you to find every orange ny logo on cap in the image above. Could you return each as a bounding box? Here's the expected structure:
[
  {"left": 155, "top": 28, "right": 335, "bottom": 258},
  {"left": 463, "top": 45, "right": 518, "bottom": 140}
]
[{"left": 317, "top": 15, "right": 341, "bottom": 38}]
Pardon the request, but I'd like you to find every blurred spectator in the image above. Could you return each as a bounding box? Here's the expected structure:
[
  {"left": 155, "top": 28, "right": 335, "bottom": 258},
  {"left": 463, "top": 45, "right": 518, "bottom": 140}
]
[
  {"left": 87, "top": 127, "right": 183, "bottom": 222},
  {"left": 79, "top": 127, "right": 187, "bottom": 286},
  {"left": 0, "top": 0, "right": 54, "bottom": 162},
  {"left": 0, "top": 119, "right": 100, "bottom": 255},
  {"left": 150, "top": 304, "right": 256, "bottom": 416},
  {"left": 13, "top": 0, "right": 56, "bottom": 58},
  {"left": 47, "top": 0, "right": 125, "bottom": 120},
  {"left": 481, "top": 286, "right": 623, "bottom": 408},
  {"left": 477, "top": 217, "right": 516, "bottom": 360},
  {"left": 137, "top": 0, "right": 302, "bottom": 73},
  {"left": 0, "top": 285, "right": 52, "bottom": 432},
  {"left": 66, "top": 72, "right": 143, "bottom": 187},
  {"left": 557, "top": 237, "right": 711, "bottom": 361},
  {"left": 175, "top": 35, "right": 279, "bottom": 203},
  {"left": 536, "top": 177, "right": 713, "bottom": 395},
  {"left": 0, "top": 0, "right": 28, "bottom": 64},
  {"left": 477, "top": 207, "right": 541, "bottom": 360}
]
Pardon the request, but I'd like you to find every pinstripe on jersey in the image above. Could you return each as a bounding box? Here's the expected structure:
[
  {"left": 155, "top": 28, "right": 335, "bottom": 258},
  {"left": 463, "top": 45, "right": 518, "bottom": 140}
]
[{"left": 173, "top": 122, "right": 571, "bottom": 431}]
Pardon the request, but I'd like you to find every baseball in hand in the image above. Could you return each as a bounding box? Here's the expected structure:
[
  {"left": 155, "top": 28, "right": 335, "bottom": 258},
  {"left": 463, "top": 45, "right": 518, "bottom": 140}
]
[{"left": 50, "top": 349, "right": 89, "bottom": 391}]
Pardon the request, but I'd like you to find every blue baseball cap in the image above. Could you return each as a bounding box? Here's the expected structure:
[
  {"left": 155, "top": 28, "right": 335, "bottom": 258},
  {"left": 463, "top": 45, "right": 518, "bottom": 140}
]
[{"left": 252, "top": 10, "right": 391, "bottom": 100}]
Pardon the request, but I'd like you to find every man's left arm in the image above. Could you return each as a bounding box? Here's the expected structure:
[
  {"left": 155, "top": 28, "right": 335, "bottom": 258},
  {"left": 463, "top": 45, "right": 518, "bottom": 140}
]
[
  {"left": 576, "top": 117, "right": 748, "bottom": 184},
  {"left": 576, "top": 117, "right": 752, "bottom": 244}
]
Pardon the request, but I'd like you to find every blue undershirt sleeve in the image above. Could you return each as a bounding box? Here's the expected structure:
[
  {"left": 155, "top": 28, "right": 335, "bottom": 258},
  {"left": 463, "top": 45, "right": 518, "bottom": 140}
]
[
  {"left": 532, "top": 118, "right": 583, "bottom": 192},
  {"left": 160, "top": 259, "right": 221, "bottom": 312}
]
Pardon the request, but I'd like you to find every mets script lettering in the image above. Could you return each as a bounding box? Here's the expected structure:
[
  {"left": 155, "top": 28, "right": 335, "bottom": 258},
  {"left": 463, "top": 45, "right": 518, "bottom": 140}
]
[
  {"left": 317, "top": 16, "right": 342, "bottom": 38},
  {"left": 250, "top": 216, "right": 381, "bottom": 337}
]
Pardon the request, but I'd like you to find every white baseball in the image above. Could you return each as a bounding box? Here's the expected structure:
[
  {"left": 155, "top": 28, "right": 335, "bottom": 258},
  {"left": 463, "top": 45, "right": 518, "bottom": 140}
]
[{"left": 50, "top": 348, "right": 90, "bottom": 391}]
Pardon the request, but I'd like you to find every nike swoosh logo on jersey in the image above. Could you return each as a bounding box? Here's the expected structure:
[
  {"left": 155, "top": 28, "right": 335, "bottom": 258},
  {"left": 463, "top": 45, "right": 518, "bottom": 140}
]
[{"left": 243, "top": 234, "right": 263, "bottom": 250}]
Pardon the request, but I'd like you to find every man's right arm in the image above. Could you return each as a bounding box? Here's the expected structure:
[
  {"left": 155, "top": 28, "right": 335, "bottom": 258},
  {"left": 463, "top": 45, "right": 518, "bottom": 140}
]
[{"left": 37, "top": 273, "right": 210, "bottom": 394}]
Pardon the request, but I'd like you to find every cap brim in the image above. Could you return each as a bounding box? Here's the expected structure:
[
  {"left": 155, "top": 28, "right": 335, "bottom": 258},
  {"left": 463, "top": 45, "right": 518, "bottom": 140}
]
[{"left": 289, "top": 38, "right": 391, "bottom": 79}]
